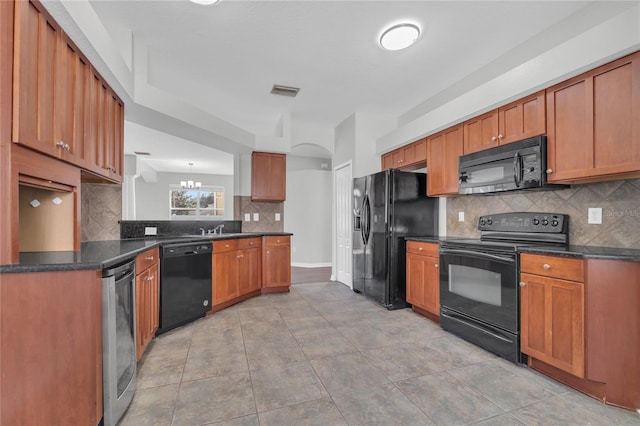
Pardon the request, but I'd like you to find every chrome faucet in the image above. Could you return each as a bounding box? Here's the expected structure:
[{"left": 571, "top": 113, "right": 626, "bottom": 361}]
[
  {"left": 199, "top": 228, "right": 206, "bottom": 236},
  {"left": 213, "top": 224, "right": 224, "bottom": 235}
]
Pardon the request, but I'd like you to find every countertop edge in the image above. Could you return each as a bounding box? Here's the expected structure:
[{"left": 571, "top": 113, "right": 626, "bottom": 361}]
[{"left": 0, "top": 232, "right": 294, "bottom": 274}]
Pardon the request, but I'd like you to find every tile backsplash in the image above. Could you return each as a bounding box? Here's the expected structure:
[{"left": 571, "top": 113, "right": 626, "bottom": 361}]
[
  {"left": 446, "top": 178, "right": 640, "bottom": 249},
  {"left": 81, "top": 183, "right": 122, "bottom": 241},
  {"left": 234, "top": 196, "right": 284, "bottom": 233}
]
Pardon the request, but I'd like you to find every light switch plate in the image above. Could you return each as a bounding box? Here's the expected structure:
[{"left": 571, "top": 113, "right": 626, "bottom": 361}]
[
  {"left": 275, "top": 213, "right": 281, "bottom": 221},
  {"left": 144, "top": 226, "right": 157, "bottom": 236},
  {"left": 244, "top": 213, "right": 251, "bottom": 222},
  {"left": 253, "top": 213, "right": 259, "bottom": 221},
  {"left": 458, "top": 212, "right": 465, "bottom": 222},
  {"left": 588, "top": 207, "right": 602, "bottom": 224}
]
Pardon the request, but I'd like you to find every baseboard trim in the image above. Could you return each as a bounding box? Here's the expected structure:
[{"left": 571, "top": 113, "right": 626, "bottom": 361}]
[{"left": 291, "top": 262, "right": 332, "bottom": 268}]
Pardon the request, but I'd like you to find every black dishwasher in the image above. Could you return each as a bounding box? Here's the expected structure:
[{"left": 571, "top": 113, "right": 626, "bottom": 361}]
[{"left": 158, "top": 242, "right": 212, "bottom": 334}]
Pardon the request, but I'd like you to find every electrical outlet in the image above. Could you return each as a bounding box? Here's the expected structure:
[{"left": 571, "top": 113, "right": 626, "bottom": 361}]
[
  {"left": 253, "top": 213, "right": 259, "bottom": 221},
  {"left": 144, "top": 226, "right": 157, "bottom": 236},
  {"left": 588, "top": 207, "right": 602, "bottom": 224},
  {"left": 458, "top": 212, "right": 465, "bottom": 222},
  {"left": 275, "top": 213, "right": 281, "bottom": 221},
  {"left": 244, "top": 213, "right": 251, "bottom": 222}
]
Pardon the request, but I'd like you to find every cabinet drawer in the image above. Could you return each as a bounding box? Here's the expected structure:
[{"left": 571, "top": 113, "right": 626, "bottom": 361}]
[
  {"left": 238, "top": 237, "right": 261, "bottom": 250},
  {"left": 135, "top": 247, "right": 159, "bottom": 273},
  {"left": 265, "top": 236, "right": 290, "bottom": 247},
  {"left": 520, "top": 253, "right": 584, "bottom": 282},
  {"left": 213, "top": 239, "right": 239, "bottom": 253},
  {"left": 407, "top": 241, "right": 438, "bottom": 257}
]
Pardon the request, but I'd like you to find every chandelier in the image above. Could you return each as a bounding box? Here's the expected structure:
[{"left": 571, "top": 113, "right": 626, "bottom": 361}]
[{"left": 180, "top": 163, "right": 202, "bottom": 189}]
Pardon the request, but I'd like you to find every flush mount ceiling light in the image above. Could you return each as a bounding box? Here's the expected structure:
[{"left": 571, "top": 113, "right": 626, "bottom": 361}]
[
  {"left": 379, "top": 23, "right": 420, "bottom": 51},
  {"left": 180, "top": 163, "right": 202, "bottom": 189},
  {"left": 189, "top": 0, "right": 219, "bottom": 5}
]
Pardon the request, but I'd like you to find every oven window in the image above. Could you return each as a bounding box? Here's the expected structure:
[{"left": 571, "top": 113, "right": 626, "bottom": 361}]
[{"left": 449, "top": 264, "right": 502, "bottom": 306}]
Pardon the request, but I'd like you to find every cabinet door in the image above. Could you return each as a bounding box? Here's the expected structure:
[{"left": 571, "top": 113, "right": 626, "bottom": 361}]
[
  {"left": 391, "top": 149, "right": 405, "bottom": 168},
  {"left": 251, "top": 152, "right": 286, "bottom": 201},
  {"left": 381, "top": 153, "right": 393, "bottom": 170},
  {"left": 239, "top": 247, "right": 262, "bottom": 295},
  {"left": 520, "top": 273, "right": 584, "bottom": 378},
  {"left": 148, "top": 263, "right": 159, "bottom": 337},
  {"left": 427, "top": 124, "right": 464, "bottom": 196},
  {"left": 406, "top": 253, "right": 425, "bottom": 306},
  {"left": 12, "top": 0, "right": 60, "bottom": 157},
  {"left": 263, "top": 237, "right": 291, "bottom": 289},
  {"left": 135, "top": 270, "right": 147, "bottom": 361},
  {"left": 57, "top": 35, "right": 91, "bottom": 167},
  {"left": 406, "top": 253, "right": 439, "bottom": 316},
  {"left": 498, "top": 90, "right": 546, "bottom": 145},
  {"left": 463, "top": 110, "right": 499, "bottom": 153},
  {"left": 546, "top": 51, "right": 640, "bottom": 182},
  {"left": 104, "top": 91, "right": 124, "bottom": 182},
  {"left": 412, "top": 138, "right": 427, "bottom": 164},
  {"left": 213, "top": 251, "right": 240, "bottom": 304}
]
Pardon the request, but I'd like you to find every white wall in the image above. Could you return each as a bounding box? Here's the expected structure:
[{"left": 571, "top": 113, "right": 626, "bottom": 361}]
[
  {"left": 284, "top": 158, "right": 332, "bottom": 267},
  {"left": 135, "top": 172, "right": 234, "bottom": 220}
]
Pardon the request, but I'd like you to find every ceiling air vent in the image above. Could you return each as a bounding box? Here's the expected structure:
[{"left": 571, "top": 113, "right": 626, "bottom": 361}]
[{"left": 270, "top": 84, "right": 300, "bottom": 97}]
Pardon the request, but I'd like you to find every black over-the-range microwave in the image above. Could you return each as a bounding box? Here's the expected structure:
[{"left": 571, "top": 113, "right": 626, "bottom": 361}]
[{"left": 458, "top": 135, "right": 568, "bottom": 195}]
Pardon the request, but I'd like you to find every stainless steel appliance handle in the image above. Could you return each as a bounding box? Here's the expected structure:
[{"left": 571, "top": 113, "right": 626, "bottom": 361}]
[
  {"left": 440, "top": 248, "right": 515, "bottom": 263},
  {"left": 363, "top": 195, "right": 371, "bottom": 245},
  {"left": 441, "top": 311, "right": 514, "bottom": 344}
]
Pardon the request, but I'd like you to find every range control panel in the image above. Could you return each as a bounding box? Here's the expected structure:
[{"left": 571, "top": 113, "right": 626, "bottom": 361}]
[{"left": 478, "top": 212, "right": 568, "bottom": 233}]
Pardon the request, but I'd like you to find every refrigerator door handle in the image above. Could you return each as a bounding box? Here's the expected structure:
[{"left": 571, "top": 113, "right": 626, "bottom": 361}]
[{"left": 363, "top": 195, "right": 371, "bottom": 245}]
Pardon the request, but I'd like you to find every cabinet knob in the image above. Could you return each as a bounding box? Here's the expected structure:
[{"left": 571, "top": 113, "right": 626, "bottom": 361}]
[
  {"left": 497, "top": 134, "right": 503, "bottom": 140},
  {"left": 249, "top": 241, "right": 254, "bottom": 245},
  {"left": 519, "top": 282, "right": 526, "bottom": 287},
  {"left": 276, "top": 239, "right": 280, "bottom": 243},
  {"left": 546, "top": 169, "right": 553, "bottom": 174},
  {"left": 225, "top": 244, "right": 230, "bottom": 248},
  {"left": 543, "top": 264, "right": 551, "bottom": 270},
  {"left": 145, "top": 256, "right": 154, "bottom": 261},
  {"left": 434, "top": 264, "right": 439, "bottom": 268},
  {"left": 491, "top": 136, "right": 497, "bottom": 142},
  {"left": 418, "top": 247, "right": 423, "bottom": 251}
]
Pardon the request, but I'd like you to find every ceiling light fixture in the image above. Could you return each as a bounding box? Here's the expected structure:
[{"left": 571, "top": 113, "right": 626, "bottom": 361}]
[
  {"left": 180, "top": 163, "right": 202, "bottom": 189},
  {"left": 189, "top": 0, "right": 219, "bottom": 5},
  {"left": 379, "top": 23, "right": 420, "bottom": 51}
]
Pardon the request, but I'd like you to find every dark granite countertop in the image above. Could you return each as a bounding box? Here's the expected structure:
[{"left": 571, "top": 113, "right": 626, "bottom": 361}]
[
  {"left": 0, "top": 232, "right": 293, "bottom": 274},
  {"left": 518, "top": 245, "right": 640, "bottom": 262},
  {"left": 405, "top": 236, "right": 448, "bottom": 243}
]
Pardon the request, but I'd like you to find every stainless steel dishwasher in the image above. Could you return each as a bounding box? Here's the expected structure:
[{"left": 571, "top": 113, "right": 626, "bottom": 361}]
[
  {"left": 102, "top": 260, "right": 136, "bottom": 426},
  {"left": 158, "top": 242, "right": 212, "bottom": 334}
]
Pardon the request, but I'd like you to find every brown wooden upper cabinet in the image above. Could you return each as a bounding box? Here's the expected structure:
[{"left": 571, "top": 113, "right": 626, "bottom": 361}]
[
  {"left": 381, "top": 138, "right": 427, "bottom": 170},
  {"left": 546, "top": 51, "right": 640, "bottom": 183},
  {"left": 463, "top": 91, "right": 546, "bottom": 154},
  {"left": 426, "top": 124, "right": 464, "bottom": 196},
  {"left": 251, "top": 151, "right": 286, "bottom": 201},
  {"left": 11, "top": 0, "right": 124, "bottom": 184}
]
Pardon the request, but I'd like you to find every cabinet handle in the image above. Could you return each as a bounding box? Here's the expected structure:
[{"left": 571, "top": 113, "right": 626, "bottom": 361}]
[
  {"left": 542, "top": 264, "right": 551, "bottom": 270},
  {"left": 145, "top": 256, "right": 154, "bottom": 261},
  {"left": 519, "top": 282, "right": 526, "bottom": 287},
  {"left": 546, "top": 169, "right": 553, "bottom": 174}
]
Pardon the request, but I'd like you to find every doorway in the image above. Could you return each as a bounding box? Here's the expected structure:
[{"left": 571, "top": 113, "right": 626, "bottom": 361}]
[{"left": 334, "top": 161, "right": 352, "bottom": 287}]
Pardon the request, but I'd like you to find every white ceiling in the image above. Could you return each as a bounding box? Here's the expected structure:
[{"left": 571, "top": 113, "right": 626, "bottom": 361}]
[{"left": 82, "top": 0, "right": 622, "bottom": 173}]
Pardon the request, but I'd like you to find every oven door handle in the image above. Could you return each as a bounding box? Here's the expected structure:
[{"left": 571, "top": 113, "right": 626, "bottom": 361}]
[
  {"left": 441, "top": 311, "right": 514, "bottom": 344},
  {"left": 440, "top": 248, "right": 515, "bottom": 263}
]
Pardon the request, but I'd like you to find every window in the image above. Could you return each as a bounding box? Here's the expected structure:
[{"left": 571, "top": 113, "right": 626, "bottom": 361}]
[{"left": 170, "top": 186, "right": 224, "bottom": 218}]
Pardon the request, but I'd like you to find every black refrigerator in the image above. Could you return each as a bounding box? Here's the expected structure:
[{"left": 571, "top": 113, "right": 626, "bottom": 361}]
[{"left": 352, "top": 169, "right": 438, "bottom": 310}]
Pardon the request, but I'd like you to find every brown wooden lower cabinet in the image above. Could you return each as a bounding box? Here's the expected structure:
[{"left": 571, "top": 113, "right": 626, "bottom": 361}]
[
  {"left": 0, "top": 269, "right": 103, "bottom": 425},
  {"left": 262, "top": 236, "right": 291, "bottom": 292},
  {"left": 406, "top": 241, "right": 440, "bottom": 321},
  {"left": 521, "top": 254, "right": 640, "bottom": 412},
  {"left": 135, "top": 248, "right": 159, "bottom": 361},
  {"left": 212, "top": 238, "right": 263, "bottom": 311}
]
